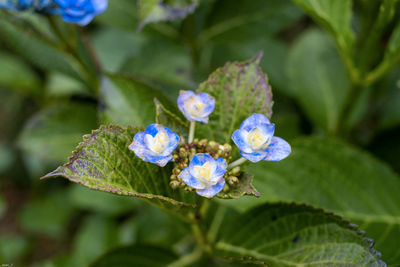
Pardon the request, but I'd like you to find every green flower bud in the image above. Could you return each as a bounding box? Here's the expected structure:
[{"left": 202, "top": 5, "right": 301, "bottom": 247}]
[
  {"left": 169, "top": 180, "right": 180, "bottom": 189},
  {"left": 230, "top": 166, "right": 241, "bottom": 176},
  {"left": 228, "top": 176, "right": 239, "bottom": 186}
]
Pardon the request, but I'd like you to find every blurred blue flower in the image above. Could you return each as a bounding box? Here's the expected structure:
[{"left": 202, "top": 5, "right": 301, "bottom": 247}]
[
  {"left": 232, "top": 113, "right": 291, "bottom": 163},
  {"left": 177, "top": 90, "right": 215, "bottom": 123},
  {"left": 0, "top": 0, "right": 107, "bottom": 26},
  {"left": 129, "top": 124, "right": 180, "bottom": 167},
  {"left": 0, "top": 0, "right": 49, "bottom": 10},
  {"left": 179, "top": 153, "right": 226, "bottom": 198},
  {"left": 54, "top": 0, "right": 107, "bottom": 26}
]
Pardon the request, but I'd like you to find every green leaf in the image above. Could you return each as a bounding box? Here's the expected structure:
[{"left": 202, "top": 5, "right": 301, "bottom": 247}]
[
  {"left": 229, "top": 137, "right": 400, "bottom": 265},
  {"left": 18, "top": 190, "right": 75, "bottom": 238},
  {"left": 137, "top": 0, "right": 198, "bottom": 31},
  {"left": 154, "top": 98, "right": 188, "bottom": 138},
  {"left": 215, "top": 203, "right": 385, "bottom": 266},
  {"left": 286, "top": 29, "right": 349, "bottom": 133},
  {"left": 69, "top": 185, "right": 139, "bottom": 216},
  {"left": 383, "top": 12, "right": 400, "bottom": 60},
  {"left": 200, "top": 0, "right": 303, "bottom": 44},
  {"left": 18, "top": 103, "right": 98, "bottom": 164},
  {"left": 91, "top": 27, "right": 146, "bottom": 73},
  {"left": 100, "top": 74, "right": 176, "bottom": 127},
  {"left": 0, "top": 13, "right": 84, "bottom": 82},
  {"left": 68, "top": 215, "right": 121, "bottom": 267},
  {"left": 292, "top": 0, "right": 354, "bottom": 52},
  {"left": 119, "top": 36, "right": 192, "bottom": 93},
  {"left": 0, "top": 52, "right": 40, "bottom": 93},
  {"left": 209, "top": 38, "right": 291, "bottom": 95},
  {"left": 92, "top": 244, "right": 178, "bottom": 267},
  {"left": 197, "top": 52, "right": 273, "bottom": 145},
  {"left": 42, "top": 125, "right": 196, "bottom": 220}
]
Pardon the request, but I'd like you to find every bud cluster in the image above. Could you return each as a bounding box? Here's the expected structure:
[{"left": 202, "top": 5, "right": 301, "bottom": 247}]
[{"left": 169, "top": 139, "right": 243, "bottom": 193}]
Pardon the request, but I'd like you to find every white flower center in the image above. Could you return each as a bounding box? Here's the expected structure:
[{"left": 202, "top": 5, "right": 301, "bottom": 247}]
[
  {"left": 185, "top": 96, "right": 206, "bottom": 117},
  {"left": 194, "top": 162, "right": 212, "bottom": 183},
  {"left": 147, "top": 130, "right": 169, "bottom": 154},
  {"left": 247, "top": 127, "right": 270, "bottom": 150}
]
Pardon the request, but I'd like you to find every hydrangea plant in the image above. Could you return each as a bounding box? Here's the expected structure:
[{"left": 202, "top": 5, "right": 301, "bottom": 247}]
[{"left": 41, "top": 52, "right": 386, "bottom": 266}]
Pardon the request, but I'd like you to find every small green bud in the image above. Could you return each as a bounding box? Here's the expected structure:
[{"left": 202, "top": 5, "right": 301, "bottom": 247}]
[
  {"left": 228, "top": 176, "right": 239, "bottom": 186},
  {"left": 223, "top": 184, "right": 230, "bottom": 193},
  {"left": 169, "top": 180, "right": 180, "bottom": 189},
  {"left": 173, "top": 167, "right": 180, "bottom": 175},
  {"left": 230, "top": 166, "right": 241, "bottom": 175},
  {"left": 179, "top": 147, "right": 187, "bottom": 157},
  {"left": 223, "top": 143, "right": 232, "bottom": 152},
  {"left": 170, "top": 174, "right": 177, "bottom": 180}
]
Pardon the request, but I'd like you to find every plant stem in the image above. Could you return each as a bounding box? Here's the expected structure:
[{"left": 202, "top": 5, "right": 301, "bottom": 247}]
[
  {"left": 167, "top": 246, "right": 203, "bottom": 267},
  {"left": 228, "top": 157, "right": 247, "bottom": 169},
  {"left": 188, "top": 121, "right": 196, "bottom": 143}
]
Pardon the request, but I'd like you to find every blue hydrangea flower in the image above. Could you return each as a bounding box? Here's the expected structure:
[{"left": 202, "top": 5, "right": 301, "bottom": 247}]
[
  {"left": 177, "top": 90, "right": 215, "bottom": 123},
  {"left": 0, "top": 0, "right": 107, "bottom": 26},
  {"left": 128, "top": 124, "right": 179, "bottom": 167},
  {"left": 232, "top": 113, "right": 291, "bottom": 163},
  {"left": 0, "top": 0, "right": 49, "bottom": 10},
  {"left": 53, "top": 0, "right": 107, "bottom": 26},
  {"left": 179, "top": 153, "right": 227, "bottom": 198}
]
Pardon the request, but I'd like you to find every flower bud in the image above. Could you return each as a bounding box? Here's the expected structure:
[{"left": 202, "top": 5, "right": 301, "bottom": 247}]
[
  {"left": 169, "top": 180, "right": 180, "bottom": 189},
  {"left": 228, "top": 176, "right": 239, "bottom": 186}
]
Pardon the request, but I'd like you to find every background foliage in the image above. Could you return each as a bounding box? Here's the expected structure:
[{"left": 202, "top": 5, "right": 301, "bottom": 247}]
[{"left": 0, "top": 0, "right": 399, "bottom": 266}]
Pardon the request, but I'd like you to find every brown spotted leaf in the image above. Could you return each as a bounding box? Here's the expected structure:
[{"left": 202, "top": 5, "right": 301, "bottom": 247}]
[
  {"left": 196, "top": 52, "right": 273, "bottom": 146},
  {"left": 42, "top": 125, "right": 196, "bottom": 220}
]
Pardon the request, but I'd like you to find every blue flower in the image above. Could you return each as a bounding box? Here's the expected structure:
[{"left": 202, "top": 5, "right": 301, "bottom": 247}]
[
  {"left": 128, "top": 124, "right": 179, "bottom": 167},
  {"left": 0, "top": 0, "right": 48, "bottom": 10},
  {"left": 177, "top": 90, "right": 215, "bottom": 123},
  {"left": 0, "top": 0, "right": 107, "bottom": 26},
  {"left": 232, "top": 113, "right": 291, "bottom": 163},
  {"left": 179, "top": 153, "right": 227, "bottom": 198},
  {"left": 53, "top": 0, "right": 107, "bottom": 26}
]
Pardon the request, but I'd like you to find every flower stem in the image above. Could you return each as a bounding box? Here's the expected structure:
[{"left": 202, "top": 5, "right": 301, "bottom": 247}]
[
  {"left": 228, "top": 157, "right": 247, "bottom": 169},
  {"left": 188, "top": 121, "right": 196, "bottom": 143}
]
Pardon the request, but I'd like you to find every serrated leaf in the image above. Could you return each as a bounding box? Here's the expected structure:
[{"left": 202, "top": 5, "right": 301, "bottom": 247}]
[
  {"left": 42, "top": 125, "right": 196, "bottom": 220},
  {"left": 0, "top": 13, "right": 84, "bottom": 82},
  {"left": 137, "top": 0, "right": 198, "bottom": 31},
  {"left": 230, "top": 137, "right": 400, "bottom": 265},
  {"left": 196, "top": 52, "right": 273, "bottom": 145},
  {"left": 18, "top": 103, "right": 98, "bottom": 164},
  {"left": 287, "top": 29, "right": 349, "bottom": 133},
  {"left": 91, "top": 244, "right": 178, "bottom": 267},
  {"left": 215, "top": 203, "right": 385, "bottom": 266},
  {"left": 292, "top": 0, "right": 354, "bottom": 52},
  {"left": 154, "top": 98, "right": 188, "bottom": 138},
  {"left": 217, "top": 173, "right": 259, "bottom": 199},
  {"left": 100, "top": 74, "right": 176, "bottom": 127}
]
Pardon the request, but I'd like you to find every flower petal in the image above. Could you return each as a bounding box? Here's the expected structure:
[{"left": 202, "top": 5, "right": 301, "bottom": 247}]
[
  {"left": 162, "top": 127, "right": 180, "bottom": 156},
  {"left": 144, "top": 123, "right": 161, "bottom": 137},
  {"left": 240, "top": 113, "right": 270, "bottom": 132},
  {"left": 196, "top": 178, "right": 225, "bottom": 198},
  {"left": 240, "top": 150, "right": 269, "bottom": 163},
  {"left": 232, "top": 129, "right": 252, "bottom": 153},
  {"left": 197, "top": 92, "right": 215, "bottom": 117},
  {"left": 213, "top": 157, "right": 227, "bottom": 178},
  {"left": 263, "top": 136, "right": 291, "bottom": 161},
  {"left": 179, "top": 168, "right": 206, "bottom": 189}
]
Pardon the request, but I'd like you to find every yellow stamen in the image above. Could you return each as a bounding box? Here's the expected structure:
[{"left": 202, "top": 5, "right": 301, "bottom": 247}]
[
  {"left": 247, "top": 128, "right": 268, "bottom": 150},
  {"left": 194, "top": 162, "right": 212, "bottom": 183}
]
